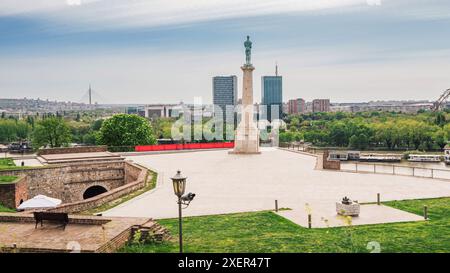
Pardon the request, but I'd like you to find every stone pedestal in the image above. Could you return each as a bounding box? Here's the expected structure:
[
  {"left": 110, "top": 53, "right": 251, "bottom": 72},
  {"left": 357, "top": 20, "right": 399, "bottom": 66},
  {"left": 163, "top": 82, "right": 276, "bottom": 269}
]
[
  {"left": 230, "top": 64, "right": 260, "bottom": 154},
  {"left": 336, "top": 202, "right": 361, "bottom": 216}
]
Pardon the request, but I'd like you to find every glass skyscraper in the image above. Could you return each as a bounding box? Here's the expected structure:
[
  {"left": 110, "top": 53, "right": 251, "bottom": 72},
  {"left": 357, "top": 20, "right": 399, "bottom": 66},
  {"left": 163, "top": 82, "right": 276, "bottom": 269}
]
[
  {"left": 213, "top": 76, "right": 238, "bottom": 113},
  {"left": 261, "top": 75, "right": 283, "bottom": 121}
]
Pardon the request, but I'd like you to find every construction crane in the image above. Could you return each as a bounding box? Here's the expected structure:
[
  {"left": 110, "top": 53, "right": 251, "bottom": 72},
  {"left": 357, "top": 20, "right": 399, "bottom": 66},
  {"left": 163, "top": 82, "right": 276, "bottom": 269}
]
[{"left": 432, "top": 88, "right": 450, "bottom": 112}]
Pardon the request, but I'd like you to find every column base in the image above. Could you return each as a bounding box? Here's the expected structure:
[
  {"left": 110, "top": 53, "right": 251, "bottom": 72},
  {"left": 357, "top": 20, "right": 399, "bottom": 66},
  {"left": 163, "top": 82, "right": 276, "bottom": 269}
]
[{"left": 228, "top": 151, "right": 261, "bottom": 155}]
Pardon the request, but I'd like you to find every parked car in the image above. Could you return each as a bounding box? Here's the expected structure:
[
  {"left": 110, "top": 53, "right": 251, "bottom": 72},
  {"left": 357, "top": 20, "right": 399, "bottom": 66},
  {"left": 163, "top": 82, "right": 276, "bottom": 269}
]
[
  {"left": 8, "top": 141, "right": 33, "bottom": 154},
  {"left": 0, "top": 144, "right": 8, "bottom": 153}
]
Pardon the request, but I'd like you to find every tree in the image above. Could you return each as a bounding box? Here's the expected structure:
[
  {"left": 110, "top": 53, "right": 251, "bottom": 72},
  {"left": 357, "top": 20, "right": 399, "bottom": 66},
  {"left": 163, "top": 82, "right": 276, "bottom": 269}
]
[
  {"left": 0, "top": 119, "right": 31, "bottom": 142},
  {"left": 328, "top": 121, "right": 348, "bottom": 146},
  {"left": 432, "top": 130, "right": 446, "bottom": 150},
  {"left": 349, "top": 134, "right": 369, "bottom": 150},
  {"left": 279, "top": 131, "right": 294, "bottom": 143},
  {"left": 443, "top": 123, "right": 450, "bottom": 140},
  {"left": 32, "top": 117, "right": 71, "bottom": 148},
  {"left": 91, "top": 119, "right": 104, "bottom": 131},
  {"left": 97, "top": 114, "right": 156, "bottom": 147},
  {"left": 348, "top": 135, "right": 358, "bottom": 149},
  {"left": 435, "top": 112, "right": 447, "bottom": 127}
]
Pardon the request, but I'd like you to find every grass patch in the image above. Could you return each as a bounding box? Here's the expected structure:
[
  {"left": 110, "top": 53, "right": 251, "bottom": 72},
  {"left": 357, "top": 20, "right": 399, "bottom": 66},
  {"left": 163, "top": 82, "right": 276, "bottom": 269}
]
[
  {"left": 0, "top": 158, "right": 16, "bottom": 170},
  {"left": 121, "top": 197, "right": 450, "bottom": 253},
  {"left": 0, "top": 204, "right": 15, "bottom": 213},
  {"left": 0, "top": 175, "right": 18, "bottom": 184},
  {"left": 0, "top": 158, "right": 34, "bottom": 171},
  {"left": 82, "top": 169, "right": 158, "bottom": 215}
]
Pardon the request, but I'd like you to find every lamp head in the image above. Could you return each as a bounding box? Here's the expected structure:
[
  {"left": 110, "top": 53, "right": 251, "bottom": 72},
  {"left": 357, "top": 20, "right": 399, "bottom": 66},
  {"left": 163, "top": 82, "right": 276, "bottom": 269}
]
[{"left": 171, "top": 170, "right": 187, "bottom": 198}]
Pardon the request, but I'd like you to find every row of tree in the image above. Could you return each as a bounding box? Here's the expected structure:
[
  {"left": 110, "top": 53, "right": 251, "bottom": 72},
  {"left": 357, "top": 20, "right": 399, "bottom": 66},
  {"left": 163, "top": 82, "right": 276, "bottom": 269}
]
[
  {"left": 280, "top": 111, "right": 450, "bottom": 151},
  {"left": 0, "top": 113, "right": 157, "bottom": 149},
  {"left": 4, "top": 109, "right": 450, "bottom": 151}
]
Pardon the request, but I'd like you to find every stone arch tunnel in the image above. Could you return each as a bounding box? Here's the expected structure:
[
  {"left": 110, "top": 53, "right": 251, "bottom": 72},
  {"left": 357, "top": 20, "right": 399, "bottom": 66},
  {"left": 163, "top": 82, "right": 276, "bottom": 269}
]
[{"left": 83, "top": 185, "right": 108, "bottom": 200}]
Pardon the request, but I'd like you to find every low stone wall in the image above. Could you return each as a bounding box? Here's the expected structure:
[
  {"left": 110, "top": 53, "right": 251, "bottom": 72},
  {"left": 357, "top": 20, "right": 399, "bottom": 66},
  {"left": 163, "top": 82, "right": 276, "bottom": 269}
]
[
  {"left": 0, "top": 213, "right": 110, "bottom": 225},
  {"left": 0, "top": 160, "right": 150, "bottom": 212},
  {"left": 124, "top": 160, "right": 143, "bottom": 183},
  {"left": 48, "top": 162, "right": 149, "bottom": 213},
  {"left": 323, "top": 150, "right": 341, "bottom": 170},
  {"left": 0, "top": 161, "right": 127, "bottom": 203},
  {"left": 0, "top": 213, "right": 154, "bottom": 253},
  {"left": 37, "top": 146, "right": 108, "bottom": 155},
  {"left": 96, "top": 226, "right": 134, "bottom": 253},
  {"left": 0, "top": 176, "right": 28, "bottom": 209}
]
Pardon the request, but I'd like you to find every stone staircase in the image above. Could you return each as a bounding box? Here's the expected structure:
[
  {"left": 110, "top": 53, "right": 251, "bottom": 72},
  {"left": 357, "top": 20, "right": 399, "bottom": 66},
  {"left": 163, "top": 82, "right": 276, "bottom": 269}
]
[
  {"left": 132, "top": 219, "right": 171, "bottom": 243},
  {"left": 38, "top": 152, "right": 123, "bottom": 165}
]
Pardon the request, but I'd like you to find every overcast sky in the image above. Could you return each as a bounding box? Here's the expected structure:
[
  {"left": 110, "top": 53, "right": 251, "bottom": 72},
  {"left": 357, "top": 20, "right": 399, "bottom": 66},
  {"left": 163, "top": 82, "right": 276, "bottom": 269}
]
[{"left": 1, "top": 0, "right": 450, "bottom": 104}]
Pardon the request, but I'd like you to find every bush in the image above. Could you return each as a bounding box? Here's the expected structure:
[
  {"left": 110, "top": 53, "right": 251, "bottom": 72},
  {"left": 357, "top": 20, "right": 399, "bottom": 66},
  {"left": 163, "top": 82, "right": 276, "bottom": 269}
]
[{"left": 97, "top": 114, "right": 157, "bottom": 148}]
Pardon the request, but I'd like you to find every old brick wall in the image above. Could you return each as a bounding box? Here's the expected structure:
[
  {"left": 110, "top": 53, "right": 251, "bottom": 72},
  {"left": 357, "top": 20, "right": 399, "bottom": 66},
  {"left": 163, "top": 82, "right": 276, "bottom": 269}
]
[
  {"left": 0, "top": 161, "right": 150, "bottom": 212},
  {"left": 14, "top": 177, "right": 28, "bottom": 208},
  {"left": 323, "top": 150, "right": 341, "bottom": 170},
  {"left": 62, "top": 161, "right": 126, "bottom": 202},
  {"left": 49, "top": 162, "right": 150, "bottom": 213},
  {"left": 124, "top": 161, "right": 143, "bottom": 184},
  {"left": 0, "top": 166, "right": 69, "bottom": 201},
  {"left": 0, "top": 183, "right": 15, "bottom": 208},
  {"left": 0, "top": 176, "right": 28, "bottom": 209},
  {"left": 0, "top": 161, "right": 126, "bottom": 203}
]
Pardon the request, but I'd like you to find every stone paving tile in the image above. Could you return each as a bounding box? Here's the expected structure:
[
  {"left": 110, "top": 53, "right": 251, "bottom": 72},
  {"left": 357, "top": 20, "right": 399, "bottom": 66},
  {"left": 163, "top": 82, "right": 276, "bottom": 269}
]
[
  {"left": 0, "top": 214, "right": 148, "bottom": 252},
  {"left": 104, "top": 148, "right": 450, "bottom": 220},
  {"left": 276, "top": 204, "right": 425, "bottom": 228}
]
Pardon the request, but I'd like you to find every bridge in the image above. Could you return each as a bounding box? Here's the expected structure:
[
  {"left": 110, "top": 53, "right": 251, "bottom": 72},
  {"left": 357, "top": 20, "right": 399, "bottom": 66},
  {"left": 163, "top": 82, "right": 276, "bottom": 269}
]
[{"left": 432, "top": 88, "right": 450, "bottom": 112}]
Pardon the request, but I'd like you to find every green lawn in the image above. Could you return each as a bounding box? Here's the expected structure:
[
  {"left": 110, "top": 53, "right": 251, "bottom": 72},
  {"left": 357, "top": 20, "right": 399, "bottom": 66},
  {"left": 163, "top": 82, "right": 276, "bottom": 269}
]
[
  {"left": 0, "top": 158, "right": 16, "bottom": 170},
  {"left": 121, "top": 197, "right": 450, "bottom": 253},
  {"left": 0, "top": 158, "right": 32, "bottom": 171},
  {"left": 0, "top": 175, "right": 18, "bottom": 184},
  {"left": 0, "top": 204, "right": 15, "bottom": 213}
]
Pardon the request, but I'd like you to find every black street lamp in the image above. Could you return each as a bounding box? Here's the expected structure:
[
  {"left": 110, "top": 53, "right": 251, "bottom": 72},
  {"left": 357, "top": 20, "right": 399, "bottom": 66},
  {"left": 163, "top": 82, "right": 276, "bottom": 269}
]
[{"left": 171, "top": 170, "right": 196, "bottom": 253}]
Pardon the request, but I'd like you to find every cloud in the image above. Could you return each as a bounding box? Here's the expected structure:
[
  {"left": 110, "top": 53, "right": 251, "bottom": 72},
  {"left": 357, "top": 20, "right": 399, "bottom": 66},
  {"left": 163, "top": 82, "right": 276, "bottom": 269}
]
[
  {"left": 0, "top": 0, "right": 368, "bottom": 30},
  {"left": 2, "top": 46, "right": 449, "bottom": 104}
]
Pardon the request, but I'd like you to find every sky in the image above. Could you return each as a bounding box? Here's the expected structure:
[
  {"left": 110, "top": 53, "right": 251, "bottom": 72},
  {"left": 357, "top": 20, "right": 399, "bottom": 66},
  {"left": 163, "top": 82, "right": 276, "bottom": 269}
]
[{"left": 1, "top": 0, "right": 450, "bottom": 104}]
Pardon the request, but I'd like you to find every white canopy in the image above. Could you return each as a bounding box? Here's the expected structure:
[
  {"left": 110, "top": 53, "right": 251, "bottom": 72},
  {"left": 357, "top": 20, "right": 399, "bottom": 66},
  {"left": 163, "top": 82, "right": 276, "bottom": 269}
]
[{"left": 18, "top": 195, "right": 62, "bottom": 210}]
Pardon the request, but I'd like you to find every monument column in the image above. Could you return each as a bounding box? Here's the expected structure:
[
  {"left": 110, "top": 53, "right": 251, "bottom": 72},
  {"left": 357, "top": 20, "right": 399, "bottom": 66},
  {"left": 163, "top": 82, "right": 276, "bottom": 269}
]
[{"left": 230, "top": 36, "right": 260, "bottom": 154}]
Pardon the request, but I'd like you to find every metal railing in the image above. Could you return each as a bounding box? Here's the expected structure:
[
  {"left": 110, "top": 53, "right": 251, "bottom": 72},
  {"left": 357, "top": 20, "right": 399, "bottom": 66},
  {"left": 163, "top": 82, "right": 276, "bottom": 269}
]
[
  {"left": 341, "top": 161, "right": 450, "bottom": 180},
  {"left": 279, "top": 142, "right": 315, "bottom": 153}
]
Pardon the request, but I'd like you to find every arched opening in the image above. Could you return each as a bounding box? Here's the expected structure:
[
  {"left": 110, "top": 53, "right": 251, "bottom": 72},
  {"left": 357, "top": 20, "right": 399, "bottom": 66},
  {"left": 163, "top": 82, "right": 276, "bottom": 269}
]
[{"left": 83, "top": 185, "right": 107, "bottom": 200}]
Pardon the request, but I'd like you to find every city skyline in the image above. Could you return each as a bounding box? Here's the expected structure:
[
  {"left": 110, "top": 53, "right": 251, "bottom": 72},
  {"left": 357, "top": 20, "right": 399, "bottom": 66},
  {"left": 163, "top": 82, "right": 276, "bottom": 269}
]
[{"left": 1, "top": 0, "right": 450, "bottom": 104}]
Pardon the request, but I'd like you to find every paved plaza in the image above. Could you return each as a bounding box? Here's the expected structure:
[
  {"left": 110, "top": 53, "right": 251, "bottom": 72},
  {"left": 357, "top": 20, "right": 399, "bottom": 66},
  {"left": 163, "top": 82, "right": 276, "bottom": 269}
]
[
  {"left": 13, "top": 158, "right": 43, "bottom": 167},
  {"left": 103, "top": 148, "right": 450, "bottom": 226},
  {"left": 0, "top": 213, "right": 150, "bottom": 252},
  {"left": 277, "top": 204, "right": 424, "bottom": 228}
]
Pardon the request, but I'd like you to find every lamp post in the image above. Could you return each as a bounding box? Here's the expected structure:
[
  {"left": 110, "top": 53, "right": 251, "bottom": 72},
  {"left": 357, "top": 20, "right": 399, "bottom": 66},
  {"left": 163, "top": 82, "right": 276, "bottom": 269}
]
[{"left": 171, "top": 170, "right": 195, "bottom": 253}]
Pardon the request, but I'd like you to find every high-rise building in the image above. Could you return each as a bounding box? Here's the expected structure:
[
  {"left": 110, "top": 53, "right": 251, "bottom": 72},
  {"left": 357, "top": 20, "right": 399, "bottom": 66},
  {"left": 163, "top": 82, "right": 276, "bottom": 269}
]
[
  {"left": 288, "top": 98, "right": 305, "bottom": 114},
  {"left": 261, "top": 66, "right": 283, "bottom": 121},
  {"left": 312, "top": 99, "right": 330, "bottom": 112},
  {"left": 213, "top": 76, "right": 238, "bottom": 115}
]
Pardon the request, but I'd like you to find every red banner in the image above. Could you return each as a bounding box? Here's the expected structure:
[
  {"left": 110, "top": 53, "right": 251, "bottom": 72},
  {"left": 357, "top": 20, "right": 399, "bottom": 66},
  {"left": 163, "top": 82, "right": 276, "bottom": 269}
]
[{"left": 135, "top": 142, "right": 234, "bottom": 152}]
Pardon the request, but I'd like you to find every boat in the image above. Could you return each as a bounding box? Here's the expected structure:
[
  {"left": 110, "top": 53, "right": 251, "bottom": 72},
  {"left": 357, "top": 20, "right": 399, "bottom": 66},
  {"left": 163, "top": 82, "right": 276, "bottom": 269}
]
[
  {"left": 347, "top": 151, "right": 361, "bottom": 160},
  {"left": 408, "top": 154, "right": 441, "bottom": 163},
  {"left": 445, "top": 155, "right": 450, "bottom": 165},
  {"left": 328, "top": 151, "right": 349, "bottom": 161},
  {"left": 328, "top": 151, "right": 361, "bottom": 161},
  {"left": 359, "top": 153, "right": 402, "bottom": 162},
  {"left": 444, "top": 145, "right": 450, "bottom": 165}
]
